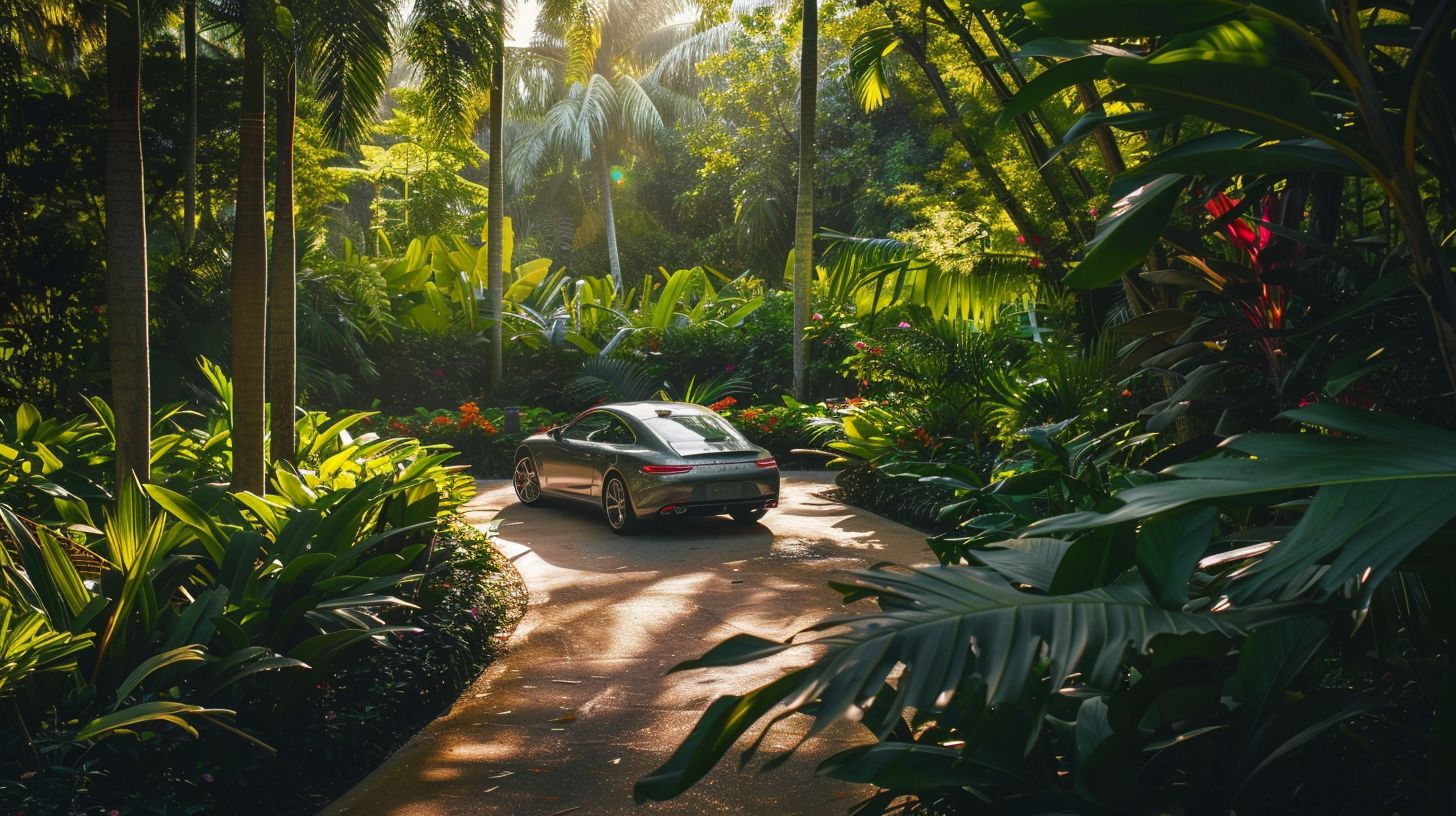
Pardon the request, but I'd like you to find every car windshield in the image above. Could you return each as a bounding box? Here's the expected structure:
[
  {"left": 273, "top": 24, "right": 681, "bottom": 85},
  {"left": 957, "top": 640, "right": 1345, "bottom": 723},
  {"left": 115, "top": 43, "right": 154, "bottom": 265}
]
[{"left": 647, "top": 413, "right": 750, "bottom": 454}]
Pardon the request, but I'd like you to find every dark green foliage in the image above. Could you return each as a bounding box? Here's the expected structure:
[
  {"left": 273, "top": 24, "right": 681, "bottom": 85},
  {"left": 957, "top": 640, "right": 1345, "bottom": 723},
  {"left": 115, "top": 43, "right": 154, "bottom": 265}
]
[{"left": 0, "top": 377, "right": 514, "bottom": 813}]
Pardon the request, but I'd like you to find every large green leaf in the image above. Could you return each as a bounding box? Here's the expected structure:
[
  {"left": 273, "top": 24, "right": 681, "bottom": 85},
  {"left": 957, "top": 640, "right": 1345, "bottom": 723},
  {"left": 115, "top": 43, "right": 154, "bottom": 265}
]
[
  {"left": 1106, "top": 58, "right": 1338, "bottom": 142},
  {"left": 1023, "top": 0, "right": 1244, "bottom": 38},
  {"left": 998, "top": 55, "right": 1110, "bottom": 125},
  {"left": 1031, "top": 405, "right": 1456, "bottom": 534},
  {"left": 1135, "top": 508, "right": 1217, "bottom": 608},
  {"left": 1065, "top": 174, "right": 1186, "bottom": 288},
  {"left": 1134, "top": 138, "right": 1360, "bottom": 177},
  {"left": 635, "top": 565, "right": 1241, "bottom": 801},
  {"left": 76, "top": 701, "right": 227, "bottom": 741}
]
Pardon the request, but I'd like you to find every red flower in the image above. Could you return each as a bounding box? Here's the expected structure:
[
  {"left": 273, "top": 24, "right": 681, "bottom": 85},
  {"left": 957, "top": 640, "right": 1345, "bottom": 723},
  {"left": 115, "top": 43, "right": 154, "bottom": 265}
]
[
  {"left": 1120, "top": 388, "right": 1133, "bottom": 398},
  {"left": 432, "top": 368, "right": 445, "bottom": 379},
  {"left": 1015, "top": 234, "right": 1026, "bottom": 245},
  {"left": 1028, "top": 257, "right": 1043, "bottom": 269}
]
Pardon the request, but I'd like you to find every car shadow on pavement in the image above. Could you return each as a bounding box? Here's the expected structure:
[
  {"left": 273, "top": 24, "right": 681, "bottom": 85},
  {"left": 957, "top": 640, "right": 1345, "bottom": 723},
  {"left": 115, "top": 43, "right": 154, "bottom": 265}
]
[{"left": 491, "top": 499, "right": 777, "bottom": 574}]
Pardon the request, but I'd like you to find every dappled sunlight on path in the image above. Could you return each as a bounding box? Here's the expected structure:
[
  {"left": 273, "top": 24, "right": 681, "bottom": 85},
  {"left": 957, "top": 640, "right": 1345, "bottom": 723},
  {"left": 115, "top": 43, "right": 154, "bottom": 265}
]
[{"left": 323, "top": 475, "right": 932, "bottom": 816}]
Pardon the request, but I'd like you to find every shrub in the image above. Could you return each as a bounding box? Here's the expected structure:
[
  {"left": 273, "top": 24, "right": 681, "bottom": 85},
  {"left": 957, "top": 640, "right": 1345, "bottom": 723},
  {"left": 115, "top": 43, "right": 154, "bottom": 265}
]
[
  {"left": 388, "top": 403, "right": 574, "bottom": 478},
  {"left": 0, "top": 373, "right": 513, "bottom": 813}
]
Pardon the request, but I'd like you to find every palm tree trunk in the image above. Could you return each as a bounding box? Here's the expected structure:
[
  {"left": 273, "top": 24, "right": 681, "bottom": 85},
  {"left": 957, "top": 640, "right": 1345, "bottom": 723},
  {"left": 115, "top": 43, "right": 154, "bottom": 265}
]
[
  {"left": 596, "top": 151, "right": 623, "bottom": 289},
  {"left": 792, "top": 0, "right": 816, "bottom": 401},
  {"left": 267, "top": 65, "right": 296, "bottom": 466},
  {"left": 231, "top": 12, "right": 268, "bottom": 493},
  {"left": 486, "top": 19, "right": 505, "bottom": 389},
  {"left": 106, "top": 0, "right": 151, "bottom": 485},
  {"left": 183, "top": 0, "right": 196, "bottom": 251}
]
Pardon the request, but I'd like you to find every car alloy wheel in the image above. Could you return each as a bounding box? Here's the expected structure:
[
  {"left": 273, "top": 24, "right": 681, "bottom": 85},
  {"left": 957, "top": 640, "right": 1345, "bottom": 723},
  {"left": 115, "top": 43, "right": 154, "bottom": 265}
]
[
  {"left": 603, "top": 475, "right": 638, "bottom": 534},
  {"left": 513, "top": 455, "right": 542, "bottom": 504}
]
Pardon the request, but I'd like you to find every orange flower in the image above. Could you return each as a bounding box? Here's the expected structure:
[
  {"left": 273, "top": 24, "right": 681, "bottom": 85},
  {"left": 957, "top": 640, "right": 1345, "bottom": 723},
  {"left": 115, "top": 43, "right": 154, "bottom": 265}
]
[{"left": 707, "top": 396, "right": 738, "bottom": 413}]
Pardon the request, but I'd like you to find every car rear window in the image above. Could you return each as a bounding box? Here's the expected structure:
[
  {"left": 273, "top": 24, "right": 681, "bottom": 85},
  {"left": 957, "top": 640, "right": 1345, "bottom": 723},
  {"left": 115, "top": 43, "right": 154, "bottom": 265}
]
[{"left": 647, "top": 413, "right": 751, "bottom": 453}]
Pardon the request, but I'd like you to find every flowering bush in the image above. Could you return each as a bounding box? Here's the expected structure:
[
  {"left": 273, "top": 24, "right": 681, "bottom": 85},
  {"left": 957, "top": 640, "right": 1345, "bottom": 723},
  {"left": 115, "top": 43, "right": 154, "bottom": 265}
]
[
  {"left": 386, "top": 404, "right": 574, "bottom": 477},
  {"left": 720, "top": 398, "right": 837, "bottom": 465}
]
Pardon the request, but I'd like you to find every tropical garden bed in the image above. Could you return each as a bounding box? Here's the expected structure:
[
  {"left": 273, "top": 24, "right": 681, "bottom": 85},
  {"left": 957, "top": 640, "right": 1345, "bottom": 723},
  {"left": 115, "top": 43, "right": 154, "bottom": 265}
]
[{"left": 0, "top": 386, "right": 526, "bottom": 814}]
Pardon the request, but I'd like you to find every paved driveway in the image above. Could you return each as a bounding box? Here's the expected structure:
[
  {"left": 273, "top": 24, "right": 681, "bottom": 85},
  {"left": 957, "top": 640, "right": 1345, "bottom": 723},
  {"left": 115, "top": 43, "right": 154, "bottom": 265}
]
[{"left": 324, "top": 474, "right": 932, "bottom": 816}]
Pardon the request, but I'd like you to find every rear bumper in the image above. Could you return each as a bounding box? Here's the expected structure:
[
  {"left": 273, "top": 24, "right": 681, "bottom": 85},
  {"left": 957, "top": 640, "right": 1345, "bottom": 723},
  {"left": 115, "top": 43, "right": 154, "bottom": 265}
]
[
  {"left": 660, "top": 495, "right": 778, "bottom": 517},
  {"left": 627, "top": 470, "right": 779, "bottom": 518}
]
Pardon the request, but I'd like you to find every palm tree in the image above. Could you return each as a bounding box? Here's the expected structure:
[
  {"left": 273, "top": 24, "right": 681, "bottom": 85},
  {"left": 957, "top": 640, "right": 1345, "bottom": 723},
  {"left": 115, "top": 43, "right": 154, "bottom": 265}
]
[
  {"left": 791, "top": 0, "right": 814, "bottom": 400},
  {"left": 486, "top": 0, "right": 507, "bottom": 388},
  {"left": 231, "top": 1, "right": 268, "bottom": 494},
  {"left": 259, "top": 0, "right": 493, "bottom": 466},
  {"left": 267, "top": 0, "right": 392, "bottom": 465},
  {"left": 268, "top": 62, "right": 298, "bottom": 465},
  {"left": 516, "top": 0, "right": 696, "bottom": 289},
  {"left": 105, "top": 0, "right": 151, "bottom": 484}
]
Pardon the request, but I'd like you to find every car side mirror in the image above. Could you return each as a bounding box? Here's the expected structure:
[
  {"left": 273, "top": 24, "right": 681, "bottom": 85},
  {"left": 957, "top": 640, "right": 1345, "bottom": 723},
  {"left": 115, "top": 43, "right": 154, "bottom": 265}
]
[{"left": 548, "top": 427, "right": 562, "bottom": 440}]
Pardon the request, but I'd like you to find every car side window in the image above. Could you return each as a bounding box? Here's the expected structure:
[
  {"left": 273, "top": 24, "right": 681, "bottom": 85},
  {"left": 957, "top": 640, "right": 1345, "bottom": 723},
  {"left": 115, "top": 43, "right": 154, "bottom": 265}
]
[
  {"left": 562, "top": 412, "right": 613, "bottom": 442},
  {"left": 596, "top": 416, "right": 636, "bottom": 446}
]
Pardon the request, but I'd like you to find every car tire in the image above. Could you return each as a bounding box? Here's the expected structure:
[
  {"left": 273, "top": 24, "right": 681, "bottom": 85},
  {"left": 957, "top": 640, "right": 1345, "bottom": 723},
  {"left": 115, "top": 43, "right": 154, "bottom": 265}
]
[
  {"left": 729, "top": 507, "right": 766, "bottom": 525},
  {"left": 513, "top": 454, "right": 544, "bottom": 506},
  {"left": 602, "top": 474, "right": 641, "bottom": 534}
]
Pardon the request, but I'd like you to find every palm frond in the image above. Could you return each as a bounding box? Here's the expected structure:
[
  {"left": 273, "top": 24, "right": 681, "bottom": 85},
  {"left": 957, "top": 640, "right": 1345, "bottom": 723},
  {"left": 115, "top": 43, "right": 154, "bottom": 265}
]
[
  {"left": 569, "top": 357, "right": 658, "bottom": 403},
  {"left": 299, "top": 0, "right": 392, "bottom": 146},
  {"left": 848, "top": 25, "right": 898, "bottom": 112},
  {"left": 635, "top": 564, "right": 1242, "bottom": 801},
  {"left": 613, "top": 73, "right": 666, "bottom": 144},
  {"left": 401, "top": 0, "right": 500, "bottom": 131}
]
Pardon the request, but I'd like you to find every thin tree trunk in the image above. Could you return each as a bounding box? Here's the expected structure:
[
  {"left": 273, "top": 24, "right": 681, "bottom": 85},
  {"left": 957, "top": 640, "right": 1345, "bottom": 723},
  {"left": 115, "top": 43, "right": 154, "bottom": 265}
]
[
  {"left": 268, "top": 65, "right": 296, "bottom": 466},
  {"left": 887, "top": 21, "right": 1060, "bottom": 278},
  {"left": 972, "top": 8, "right": 1095, "bottom": 199},
  {"left": 231, "top": 13, "right": 268, "bottom": 493},
  {"left": 923, "top": 0, "right": 1083, "bottom": 239},
  {"left": 487, "top": 22, "right": 505, "bottom": 389},
  {"left": 792, "top": 0, "right": 816, "bottom": 401},
  {"left": 183, "top": 0, "right": 197, "bottom": 250},
  {"left": 596, "top": 151, "right": 623, "bottom": 289},
  {"left": 1075, "top": 82, "right": 1125, "bottom": 177},
  {"left": 106, "top": 0, "right": 151, "bottom": 485}
]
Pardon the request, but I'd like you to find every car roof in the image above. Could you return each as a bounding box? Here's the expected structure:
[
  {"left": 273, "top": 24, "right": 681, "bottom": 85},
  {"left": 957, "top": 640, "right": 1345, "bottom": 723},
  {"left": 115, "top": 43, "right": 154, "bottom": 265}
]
[{"left": 604, "top": 401, "right": 716, "bottom": 421}]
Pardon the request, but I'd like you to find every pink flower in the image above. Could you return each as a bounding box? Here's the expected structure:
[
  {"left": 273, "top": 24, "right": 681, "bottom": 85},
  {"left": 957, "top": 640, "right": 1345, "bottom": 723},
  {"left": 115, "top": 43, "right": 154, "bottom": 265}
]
[
  {"left": 1029, "top": 257, "right": 1043, "bottom": 269},
  {"left": 897, "top": 321, "right": 910, "bottom": 328},
  {"left": 811, "top": 312, "right": 823, "bottom": 321},
  {"left": 854, "top": 341, "right": 867, "bottom": 350},
  {"left": 1088, "top": 206, "right": 1099, "bottom": 218},
  {"left": 202, "top": 773, "right": 215, "bottom": 784},
  {"left": 724, "top": 363, "right": 737, "bottom": 372},
  {"left": 1016, "top": 234, "right": 1026, "bottom": 244},
  {"left": 432, "top": 368, "right": 444, "bottom": 379}
]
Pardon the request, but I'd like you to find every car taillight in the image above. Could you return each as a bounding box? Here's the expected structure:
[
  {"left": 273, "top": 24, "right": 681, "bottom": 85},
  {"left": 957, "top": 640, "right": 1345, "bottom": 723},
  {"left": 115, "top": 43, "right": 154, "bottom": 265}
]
[
  {"left": 641, "top": 464, "right": 694, "bottom": 474},
  {"left": 755, "top": 458, "right": 778, "bottom": 469}
]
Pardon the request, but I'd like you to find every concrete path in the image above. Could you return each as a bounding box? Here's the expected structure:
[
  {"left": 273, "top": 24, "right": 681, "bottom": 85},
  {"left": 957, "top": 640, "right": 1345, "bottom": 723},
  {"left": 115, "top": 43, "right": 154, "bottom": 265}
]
[{"left": 324, "top": 474, "right": 932, "bottom": 816}]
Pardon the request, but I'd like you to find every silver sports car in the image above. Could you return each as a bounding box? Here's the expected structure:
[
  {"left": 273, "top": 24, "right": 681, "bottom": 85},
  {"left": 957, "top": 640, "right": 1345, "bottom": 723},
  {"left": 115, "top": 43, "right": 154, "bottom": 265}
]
[{"left": 511, "top": 401, "right": 780, "bottom": 534}]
